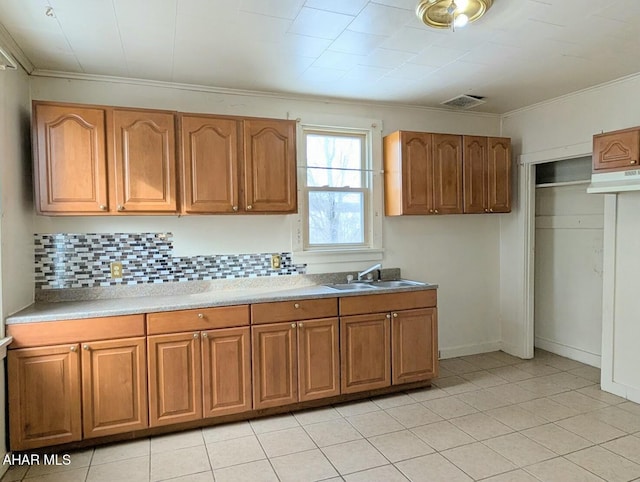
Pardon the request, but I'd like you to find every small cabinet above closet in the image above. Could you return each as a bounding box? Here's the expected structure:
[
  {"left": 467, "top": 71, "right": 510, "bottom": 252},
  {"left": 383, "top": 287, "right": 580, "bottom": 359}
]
[{"left": 592, "top": 127, "right": 639, "bottom": 172}]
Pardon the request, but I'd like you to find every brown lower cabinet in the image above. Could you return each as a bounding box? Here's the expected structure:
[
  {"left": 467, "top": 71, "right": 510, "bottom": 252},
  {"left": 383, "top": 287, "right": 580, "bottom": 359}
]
[
  {"left": 340, "top": 291, "right": 439, "bottom": 394},
  {"left": 8, "top": 335, "right": 148, "bottom": 450},
  {"left": 252, "top": 317, "right": 340, "bottom": 410},
  {"left": 147, "top": 327, "right": 251, "bottom": 427},
  {"left": 146, "top": 305, "right": 252, "bottom": 427},
  {"left": 7, "top": 290, "right": 437, "bottom": 451}
]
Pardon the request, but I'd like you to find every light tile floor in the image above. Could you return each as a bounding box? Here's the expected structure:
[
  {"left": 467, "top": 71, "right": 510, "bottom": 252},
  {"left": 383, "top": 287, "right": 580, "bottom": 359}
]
[{"left": 3, "top": 349, "right": 640, "bottom": 482}]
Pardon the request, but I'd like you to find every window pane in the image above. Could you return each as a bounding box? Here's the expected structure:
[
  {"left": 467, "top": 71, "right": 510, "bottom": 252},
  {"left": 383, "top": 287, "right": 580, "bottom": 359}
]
[
  {"left": 308, "top": 191, "right": 364, "bottom": 245},
  {"left": 306, "top": 134, "right": 363, "bottom": 188}
]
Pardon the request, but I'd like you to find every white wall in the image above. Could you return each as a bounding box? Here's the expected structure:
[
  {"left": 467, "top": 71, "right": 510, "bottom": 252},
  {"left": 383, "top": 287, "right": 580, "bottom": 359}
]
[
  {"left": 501, "top": 73, "right": 640, "bottom": 401},
  {"left": 534, "top": 184, "right": 604, "bottom": 367},
  {"left": 29, "top": 75, "right": 503, "bottom": 357},
  {"left": 0, "top": 65, "right": 34, "bottom": 473}
]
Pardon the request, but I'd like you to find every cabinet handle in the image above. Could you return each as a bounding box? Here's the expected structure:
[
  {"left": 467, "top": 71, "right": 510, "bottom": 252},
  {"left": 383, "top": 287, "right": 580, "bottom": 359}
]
[
  {"left": 392, "top": 312, "right": 398, "bottom": 318},
  {"left": 232, "top": 206, "right": 238, "bottom": 211},
  {"left": 434, "top": 209, "right": 439, "bottom": 214},
  {"left": 247, "top": 205, "right": 253, "bottom": 210},
  {"left": 298, "top": 322, "right": 303, "bottom": 328},
  {"left": 198, "top": 313, "right": 204, "bottom": 319},
  {"left": 429, "top": 209, "right": 434, "bottom": 213},
  {"left": 99, "top": 204, "right": 107, "bottom": 211},
  {"left": 484, "top": 208, "right": 489, "bottom": 213},
  {"left": 202, "top": 332, "right": 208, "bottom": 338},
  {"left": 117, "top": 205, "right": 125, "bottom": 212},
  {"left": 291, "top": 323, "right": 296, "bottom": 328},
  {"left": 193, "top": 333, "right": 199, "bottom": 339},
  {"left": 70, "top": 345, "right": 77, "bottom": 352},
  {"left": 489, "top": 208, "right": 494, "bottom": 213},
  {"left": 294, "top": 303, "right": 300, "bottom": 309},
  {"left": 386, "top": 314, "right": 391, "bottom": 319},
  {"left": 83, "top": 344, "right": 89, "bottom": 351},
  {"left": 631, "top": 160, "right": 637, "bottom": 164}
]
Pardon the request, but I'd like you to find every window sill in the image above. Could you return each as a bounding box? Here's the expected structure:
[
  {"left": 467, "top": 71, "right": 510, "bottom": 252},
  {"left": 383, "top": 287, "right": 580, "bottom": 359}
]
[{"left": 292, "top": 248, "right": 383, "bottom": 266}]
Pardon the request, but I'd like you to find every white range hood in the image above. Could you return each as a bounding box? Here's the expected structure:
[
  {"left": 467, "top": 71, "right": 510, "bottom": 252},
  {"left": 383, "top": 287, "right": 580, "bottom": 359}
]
[{"left": 587, "top": 169, "right": 640, "bottom": 194}]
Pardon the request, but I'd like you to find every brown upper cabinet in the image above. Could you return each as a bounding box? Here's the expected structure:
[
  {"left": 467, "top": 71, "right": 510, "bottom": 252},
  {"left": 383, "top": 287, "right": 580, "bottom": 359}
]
[
  {"left": 384, "top": 131, "right": 433, "bottom": 215},
  {"left": 34, "top": 102, "right": 297, "bottom": 216},
  {"left": 180, "top": 115, "right": 297, "bottom": 214},
  {"left": 384, "top": 130, "right": 511, "bottom": 216},
  {"left": 384, "top": 131, "right": 462, "bottom": 215},
  {"left": 593, "top": 127, "right": 640, "bottom": 172},
  {"left": 33, "top": 101, "right": 177, "bottom": 215},
  {"left": 463, "top": 136, "right": 512, "bottom": 214}
]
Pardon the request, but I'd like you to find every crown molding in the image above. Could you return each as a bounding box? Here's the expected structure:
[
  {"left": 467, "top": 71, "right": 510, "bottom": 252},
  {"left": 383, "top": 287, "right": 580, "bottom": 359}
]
[
  {"left": 0, "top": 23, "right": 34, "bottom": 73},
  {"left": 30, "top": 69, "right": 501, "bottom": 120},
  {"left": 502, "top": 71, "right": 640, "bottom": 118}
]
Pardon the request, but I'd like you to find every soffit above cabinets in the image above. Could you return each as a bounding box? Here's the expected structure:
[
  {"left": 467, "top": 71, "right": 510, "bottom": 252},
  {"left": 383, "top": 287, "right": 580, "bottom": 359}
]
[{"left": 1, "top": 0, "right": 640, "bottom": 113}]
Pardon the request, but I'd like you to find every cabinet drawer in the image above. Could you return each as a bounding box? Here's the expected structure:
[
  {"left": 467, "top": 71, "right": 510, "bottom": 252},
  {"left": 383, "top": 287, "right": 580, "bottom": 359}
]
[
  {"left": 147, "top": 305, "right": 249, "bottom": 335},
  {"left": 251, "top": 298, "right": 338, "bottom": 324},
  {"left": 339, "top": 290, "right": 437, "bottom": 316},
  {"left": 7, "top": 315, "right": 145, "bottom": 348}
]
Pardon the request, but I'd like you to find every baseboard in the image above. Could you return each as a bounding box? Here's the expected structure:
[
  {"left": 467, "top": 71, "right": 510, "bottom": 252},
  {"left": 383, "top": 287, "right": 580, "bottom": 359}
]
[
  {"left": 439, "top": 341, "right": 502, "bottom": 359},
  {"left": 499, "top": 340, "right": 532, "bottom": 359},
  {"left": 534, "top": 337, "right": 601, "bottom": 368},
  {"left": 601, "top": 378, "right": 640, "bottom": 404}
]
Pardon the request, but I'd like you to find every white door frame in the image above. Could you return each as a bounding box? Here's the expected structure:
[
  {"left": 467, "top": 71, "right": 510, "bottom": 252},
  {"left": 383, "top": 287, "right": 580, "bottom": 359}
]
[{"left": 518, "top": 143, "right": 592, "bottom": 360}]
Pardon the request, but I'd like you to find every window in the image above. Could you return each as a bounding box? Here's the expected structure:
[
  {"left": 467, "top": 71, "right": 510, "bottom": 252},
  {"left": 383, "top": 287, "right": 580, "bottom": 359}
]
[{"left": 301, "top": 128, "right": 372, "bottom": 250}]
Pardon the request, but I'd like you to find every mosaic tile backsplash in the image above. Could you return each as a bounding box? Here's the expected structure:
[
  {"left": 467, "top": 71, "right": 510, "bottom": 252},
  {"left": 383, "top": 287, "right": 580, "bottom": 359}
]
[{"left": 34, "top": 233, "right": 307, "bottom": 290}]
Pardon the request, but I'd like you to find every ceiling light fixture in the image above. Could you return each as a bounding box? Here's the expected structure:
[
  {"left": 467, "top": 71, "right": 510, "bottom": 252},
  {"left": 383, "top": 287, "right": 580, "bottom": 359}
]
[{"left": 416, "top": 0, "right": 493, "bottom": 30}]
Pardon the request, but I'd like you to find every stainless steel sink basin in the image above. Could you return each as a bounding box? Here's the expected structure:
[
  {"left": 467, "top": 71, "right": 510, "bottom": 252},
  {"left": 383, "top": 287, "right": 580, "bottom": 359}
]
[
  {"left": 325, "top": 283, "right": 377, "bottom": 291},
  {"left": 372, "top": 280, "right": 426, "bottom": 288},
  {"left": 324, "top": 279, "right": 426, "bottom": 291}
]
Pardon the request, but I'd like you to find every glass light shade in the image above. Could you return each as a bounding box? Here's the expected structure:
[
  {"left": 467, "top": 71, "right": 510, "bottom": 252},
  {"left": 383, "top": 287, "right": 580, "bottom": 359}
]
[
  {"left": 454, "top": 13, "right": 469, "bottom": 27},
  {"left": 416, "top": 0, "right": 493, "bottom": 29}
]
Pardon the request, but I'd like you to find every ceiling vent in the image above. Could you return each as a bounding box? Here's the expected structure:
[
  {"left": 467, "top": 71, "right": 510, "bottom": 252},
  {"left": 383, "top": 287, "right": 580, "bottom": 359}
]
[
  {"left": 441, "top": 94, "right": 486, "bottom": 109},
  {"left": 0, "top": 47, "right": 17, "bottom": 70}
]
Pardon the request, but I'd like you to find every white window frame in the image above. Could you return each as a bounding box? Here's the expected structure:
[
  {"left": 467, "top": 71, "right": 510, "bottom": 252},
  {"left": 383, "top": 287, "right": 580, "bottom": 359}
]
[{"left": 291, "top": 113, "right": 384, "bottom": 267}]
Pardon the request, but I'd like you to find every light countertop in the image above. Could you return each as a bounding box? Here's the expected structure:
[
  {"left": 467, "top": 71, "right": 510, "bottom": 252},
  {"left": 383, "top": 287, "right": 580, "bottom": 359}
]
[{"left": 7, "top": 278, "right": 437, "bottom": 324}]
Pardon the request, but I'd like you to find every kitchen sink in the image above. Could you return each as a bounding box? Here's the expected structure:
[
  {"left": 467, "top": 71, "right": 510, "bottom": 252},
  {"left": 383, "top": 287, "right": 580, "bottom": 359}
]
[
  {"left": 372, "top": 280, "right": 427, "bottom": 288},
  {"left": 325, "top": 282, "right": 377, "bottom": 291},
  {"left": 324, "top": 279, "right": 426, "bottom": 291}
]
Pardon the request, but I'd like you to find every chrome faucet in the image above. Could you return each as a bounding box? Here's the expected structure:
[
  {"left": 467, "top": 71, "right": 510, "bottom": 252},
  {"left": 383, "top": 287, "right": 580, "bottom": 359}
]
[{"left": 357, "top": 263, "right": 382, "bottom": 281}]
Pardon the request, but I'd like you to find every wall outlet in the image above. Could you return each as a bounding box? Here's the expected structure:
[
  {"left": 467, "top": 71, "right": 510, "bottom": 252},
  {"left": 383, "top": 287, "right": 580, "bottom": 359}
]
[
  {"left": 110, "top": 261, "right": 123, "bottom": 278},
  {"left": 271, "top": 254, "right": 282, "bottom": 269}
]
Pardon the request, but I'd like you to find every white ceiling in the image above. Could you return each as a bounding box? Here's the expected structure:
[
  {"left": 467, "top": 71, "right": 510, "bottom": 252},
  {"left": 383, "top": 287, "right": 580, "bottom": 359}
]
[{"left": 0, "top": 0, "right": 639, "bottom": 113}]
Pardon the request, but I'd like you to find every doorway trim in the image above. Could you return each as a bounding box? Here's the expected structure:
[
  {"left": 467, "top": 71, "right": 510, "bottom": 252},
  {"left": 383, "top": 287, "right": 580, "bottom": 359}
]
[{"left": 519, "top": 142, "right": 592, "bottom": 360}]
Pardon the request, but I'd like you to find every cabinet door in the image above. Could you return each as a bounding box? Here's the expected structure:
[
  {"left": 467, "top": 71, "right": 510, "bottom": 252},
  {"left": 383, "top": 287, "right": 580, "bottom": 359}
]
[
  {"left": 8, "top": 345, "right": 81, "bottom": 450},
  {"left": 112, "top": 109, "right": 177, "bottom": 213},
  {"left": 252, "top": 322, "right": 298, "bottom": 409},
  {"left": 298, "top": 318, "right": 340, "bottom": 402},
  {"left": 81, "top": 337, "right": 148, "bottom": 438},
  {"left": 463, "top": 136, "right": 488, "bottom": 214},
  {"left": 34, "top": 103, "right": 108, "bottom": 214},
  {"left": 400, "top": 131, "right": 433, "bottom": 214},
  {"left": 593, "top": 130, "right": 639, "bottom": 171},
  {"left": 180, "top": 115, "right": 240, "bottom": 213},
  {"left": 487, "top": 137, "right": 512, "bottom": 213},
  {"left": 340, "top": 314, "right": 391, "bottom": 394},
  {"left": 432, "top": 134, "right": 463, "bottom": 214},
  {"left": 202, "top": 327, "right": 252, "bottom": 417},
  {"left": 148, "top": 332, "right": 202, "bottom": 426},
  {"left": 391, "top": 308, "right": 438, "bottom": 384},
  {"left": 243, "top": 119, "right": 297, "bottom": 213}
]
